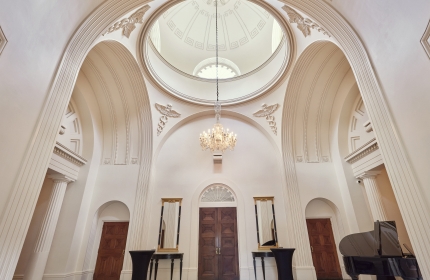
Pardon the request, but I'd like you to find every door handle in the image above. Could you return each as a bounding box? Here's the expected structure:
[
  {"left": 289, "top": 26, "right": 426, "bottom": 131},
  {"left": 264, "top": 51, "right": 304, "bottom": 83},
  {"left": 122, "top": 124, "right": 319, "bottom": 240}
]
[
  {"left": 215, "top": 247, "right": 221, "bottom": 255},
  {"left": 122, "top": 250, "right": 125, "bottom": 256},
  {"left": 310, "top": 246, "right": 313, "bottom": 253}
]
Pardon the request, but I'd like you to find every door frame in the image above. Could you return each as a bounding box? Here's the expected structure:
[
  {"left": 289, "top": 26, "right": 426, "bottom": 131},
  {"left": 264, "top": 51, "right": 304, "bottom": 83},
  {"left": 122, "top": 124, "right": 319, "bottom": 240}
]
[
  {"left": 189, "top": 179, "right": 249, "bottom": 280},
  {"left": 305, "top": 217, "right": 345, "bottom": 279}
]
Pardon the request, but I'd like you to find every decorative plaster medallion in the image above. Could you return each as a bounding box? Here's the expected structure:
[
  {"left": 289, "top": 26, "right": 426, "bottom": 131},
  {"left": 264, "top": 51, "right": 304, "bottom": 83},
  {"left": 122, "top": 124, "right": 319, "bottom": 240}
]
[
  {"left": 155, "top": 103, "right": 181, "bottom": 136},
  {"left": 103, "top": 5, "right": 150, "bottom": 38},
  {"left": 201, "top": 185, "right": 235, "bottom": 202},
  {"left": 296, "top": 156, "right": 303, "bottom": 162},
  {"left": 0, "top": 26, "right": 8, "bottom": 55},
  {"left": 253, "top": 103, "right": 279, "bottom": 135},
  {"left": 282, "top": 6, "right": 330, "bottom": 38},
  {"left": 421, "top": 20, "right": 430, "bottom": 59}
]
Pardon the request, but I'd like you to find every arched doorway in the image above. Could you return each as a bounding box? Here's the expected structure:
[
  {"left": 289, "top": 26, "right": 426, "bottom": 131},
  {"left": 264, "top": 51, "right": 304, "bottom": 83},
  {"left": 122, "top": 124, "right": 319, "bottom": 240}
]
[{"left": 198, "top": 184, "right": 239, "bottom": 280}]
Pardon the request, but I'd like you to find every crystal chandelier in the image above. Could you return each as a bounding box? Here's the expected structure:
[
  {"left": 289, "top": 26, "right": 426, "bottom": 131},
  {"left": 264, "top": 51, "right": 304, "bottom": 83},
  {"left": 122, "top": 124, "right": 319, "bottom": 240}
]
[{"left": 199, "top": 0, "right": 237, "bottom": 153}]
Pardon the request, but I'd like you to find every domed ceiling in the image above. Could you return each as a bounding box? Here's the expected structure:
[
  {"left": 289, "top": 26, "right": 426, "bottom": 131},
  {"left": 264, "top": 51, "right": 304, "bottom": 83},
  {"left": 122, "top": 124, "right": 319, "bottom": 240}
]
[{"left": 149, "top": 0, "right": 284, "bottom": 78}]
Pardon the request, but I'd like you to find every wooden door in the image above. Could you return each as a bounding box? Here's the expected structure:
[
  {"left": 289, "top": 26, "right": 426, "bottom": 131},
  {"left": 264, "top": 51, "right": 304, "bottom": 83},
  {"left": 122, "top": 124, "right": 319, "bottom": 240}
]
[
  {"left": 306, "top": 219, "right": 342, "bottom": 280},
  {"left": 198, "top": 208, "right": 239, "bottom": 280},
  {"left": 94, "top": 222, "right": 129, "bottom": 280}
]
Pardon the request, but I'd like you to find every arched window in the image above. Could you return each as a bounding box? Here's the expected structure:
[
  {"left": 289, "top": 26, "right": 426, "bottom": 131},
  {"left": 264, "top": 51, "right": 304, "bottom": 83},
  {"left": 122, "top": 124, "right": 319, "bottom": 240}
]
[{"left": 193, "top": 57, "right": 241, "bottom": 79}]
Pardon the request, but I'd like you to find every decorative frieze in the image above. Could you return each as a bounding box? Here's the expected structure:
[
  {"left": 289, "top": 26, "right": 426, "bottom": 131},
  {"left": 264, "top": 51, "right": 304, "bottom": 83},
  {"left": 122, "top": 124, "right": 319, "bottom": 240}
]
[
  {"left": 103, "top": 6, "right": 150, "bottom": 38},
  {"left": 155, "top": 103, "right": 181, "bottom": 136},
  {"left": 0, "top": 26, "right": 7, "bottom": 55},
  {"left": 253, "top": 103, "right": 279, "bottom": 135},
  {"left": 282, "top": 6, "right": 330, "bottom": 38}
]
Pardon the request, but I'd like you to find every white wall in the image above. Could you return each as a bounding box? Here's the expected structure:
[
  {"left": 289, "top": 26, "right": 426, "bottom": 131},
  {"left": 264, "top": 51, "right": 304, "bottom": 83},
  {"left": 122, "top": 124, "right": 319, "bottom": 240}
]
[{"left": 147, "top": 114, "right": 287, "bottom": 280}]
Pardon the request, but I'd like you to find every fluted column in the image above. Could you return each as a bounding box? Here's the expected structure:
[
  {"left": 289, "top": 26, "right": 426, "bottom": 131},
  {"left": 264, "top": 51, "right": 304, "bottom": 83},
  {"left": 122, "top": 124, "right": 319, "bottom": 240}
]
[
  {"left": 23, "top": 175, "right": 73, "bottom": 280},
  {"left": 358, "top": 171, "right": 387, "bottom": 221}
]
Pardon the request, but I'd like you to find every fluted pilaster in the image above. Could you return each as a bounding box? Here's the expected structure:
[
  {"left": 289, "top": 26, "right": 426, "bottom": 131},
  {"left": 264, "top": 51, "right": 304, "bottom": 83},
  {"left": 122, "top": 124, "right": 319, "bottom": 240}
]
[
  {"left": 23, "top": 175, "right": 73, "bottom": 280},
  {"left": 358, "top": 171, "right": 387, "bottom": 221}
]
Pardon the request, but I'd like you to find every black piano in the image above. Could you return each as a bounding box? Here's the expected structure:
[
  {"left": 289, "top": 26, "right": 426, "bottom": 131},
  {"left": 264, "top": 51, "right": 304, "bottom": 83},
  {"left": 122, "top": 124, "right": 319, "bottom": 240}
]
[{"left": 339, "top": 221, "right": 422, "bottom": 280}]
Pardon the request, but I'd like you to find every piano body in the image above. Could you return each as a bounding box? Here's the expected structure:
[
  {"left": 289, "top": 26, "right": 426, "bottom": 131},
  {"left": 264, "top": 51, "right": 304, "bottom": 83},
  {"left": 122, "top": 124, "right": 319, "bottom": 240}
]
[{"left": 339, "top": 221, "right": 422, "bottom": 280}]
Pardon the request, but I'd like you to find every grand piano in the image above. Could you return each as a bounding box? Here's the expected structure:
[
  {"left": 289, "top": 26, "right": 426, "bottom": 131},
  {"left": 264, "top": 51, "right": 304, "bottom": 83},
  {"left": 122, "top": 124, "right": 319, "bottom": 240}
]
[{"left": 339, "top": 221, "right": 422, "bottom": 280}]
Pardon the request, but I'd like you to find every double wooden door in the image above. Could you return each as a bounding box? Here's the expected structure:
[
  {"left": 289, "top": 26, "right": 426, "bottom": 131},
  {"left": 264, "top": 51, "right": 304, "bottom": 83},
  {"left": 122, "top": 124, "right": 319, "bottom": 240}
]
[
  {"left": 306, "top": 219, "right": 342, "bottom": 280},
  {"left": 94, "top": 222, "right": 129, "bottom": 280},
  {"left": 198, "top": 207, "right": 239, "bottom": 280}
]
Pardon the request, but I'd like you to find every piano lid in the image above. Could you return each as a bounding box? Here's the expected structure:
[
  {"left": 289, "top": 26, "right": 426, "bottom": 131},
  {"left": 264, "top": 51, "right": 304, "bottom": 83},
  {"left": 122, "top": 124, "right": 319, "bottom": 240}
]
[{"left": 339, "top": 221, "right": 403, "bottom": 257}]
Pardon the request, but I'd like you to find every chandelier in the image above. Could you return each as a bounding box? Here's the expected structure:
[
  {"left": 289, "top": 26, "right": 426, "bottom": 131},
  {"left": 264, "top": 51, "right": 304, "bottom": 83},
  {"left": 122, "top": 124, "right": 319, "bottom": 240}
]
[{"left": 199, "top": 0, "right": 237, "bottom": 153}]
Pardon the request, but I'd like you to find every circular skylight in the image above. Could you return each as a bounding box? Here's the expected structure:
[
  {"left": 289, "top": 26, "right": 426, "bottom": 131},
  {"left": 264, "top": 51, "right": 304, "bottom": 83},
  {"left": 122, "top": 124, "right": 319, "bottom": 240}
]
[
  {"left": 148, "top": 0, "right": 284, "bottom": 79},
  {"left": 193, "top": 57, "right": 240, "bottom": 79}
]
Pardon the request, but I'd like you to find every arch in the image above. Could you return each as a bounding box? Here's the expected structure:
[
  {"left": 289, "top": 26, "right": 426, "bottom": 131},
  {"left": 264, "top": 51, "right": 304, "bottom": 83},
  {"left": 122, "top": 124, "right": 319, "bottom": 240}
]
[
  {"left": 283, "top": 1, "right": 430, "bottom": 277},
  {"left": 289, "top": 40, "right": 350, "bottom": 163},
  {"left": 0, "top": 2, "right": 151, "bottom": 278},
  {"left": 305, "top": 198, "right": 347, "bottom": 278},
  {"left": 81, "top": 201, "right": 130, "bottom": 278},
  {"left": 188, "top": 178, "right": 249, "bottom": 279}
]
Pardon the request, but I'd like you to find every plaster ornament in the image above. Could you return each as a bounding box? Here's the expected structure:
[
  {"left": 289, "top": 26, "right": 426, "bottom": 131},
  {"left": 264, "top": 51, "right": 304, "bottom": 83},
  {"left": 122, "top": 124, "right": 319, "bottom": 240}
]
[
  {"left": 103, "top": 6, "right": 150, "bottom": 38},
  {"left": 253, "top": 103, "right": 279, "bottom": 135},
  {"left": 282, "top": 6, "right": 330, "bottom": 38},
  {"left": 155, "top": 103, "right": 181, "bottom": 136},
  {"left": 421, "top": 20, "right": 430, "bottom": 59},
  {"left": 59, "top": 125, "right": 66, "bottom": 135},
  {"left": 0, "top": 26, "right": 7, "bottom": 55}
]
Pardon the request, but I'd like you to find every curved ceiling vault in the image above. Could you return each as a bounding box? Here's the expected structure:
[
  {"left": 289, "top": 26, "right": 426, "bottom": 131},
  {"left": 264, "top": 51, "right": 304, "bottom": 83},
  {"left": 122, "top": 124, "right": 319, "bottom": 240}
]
[
  {"left": 77, "top": 41, "right": 150, "bottom": 166},
  {"left": 286, "top": 41, "right": 353, "bottom": 163}
]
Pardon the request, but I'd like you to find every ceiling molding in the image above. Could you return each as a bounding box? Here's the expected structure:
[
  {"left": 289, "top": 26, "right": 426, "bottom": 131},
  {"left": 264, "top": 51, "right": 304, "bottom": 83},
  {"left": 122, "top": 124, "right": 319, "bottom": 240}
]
[
  {"left": 421, "top": 20, "right": 430, "bottom": 59},
  {"left": 0, "top": 26, "right": 7, "bottom": 55},
  {"left": 137, "top": 0, "right": 297, "bottom": 106}
]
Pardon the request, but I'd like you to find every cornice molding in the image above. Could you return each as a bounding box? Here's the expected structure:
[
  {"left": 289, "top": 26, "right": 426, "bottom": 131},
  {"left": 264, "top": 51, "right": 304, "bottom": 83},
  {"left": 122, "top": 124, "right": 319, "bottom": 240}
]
[
  {"left": 137, "top": 0, "right": 297, "bottom": 106},
  {"left": 0, "top": 26, "right": 7, "bottom": 55},
  {"left": 421, "top": 20, "right": 430, "bottom": 59},
  {"left": 344, "top": 137, "right": 378, "bottom": 164},
  {"left": 53, "top": 142, "right": 87, "bottom": 166}
]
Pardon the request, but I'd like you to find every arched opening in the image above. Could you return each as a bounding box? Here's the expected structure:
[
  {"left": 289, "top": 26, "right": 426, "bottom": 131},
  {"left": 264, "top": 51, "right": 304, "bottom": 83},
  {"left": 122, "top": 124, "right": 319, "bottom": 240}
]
[
  {"left": 83, "top": 201, "right": 130, "bottom": 279},
  {"left": 305, "top": 198, "right": 347, "bottom": 279}
]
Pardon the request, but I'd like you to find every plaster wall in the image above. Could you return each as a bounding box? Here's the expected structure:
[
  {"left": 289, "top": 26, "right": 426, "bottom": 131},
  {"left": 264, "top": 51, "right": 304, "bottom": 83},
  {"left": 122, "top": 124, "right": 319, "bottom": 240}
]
[
  {"left": 0, "top": 0, "right": 104, "bottom": 220},
  {"left": 327, "top": 0, "right": 430, "bottom": 210}
]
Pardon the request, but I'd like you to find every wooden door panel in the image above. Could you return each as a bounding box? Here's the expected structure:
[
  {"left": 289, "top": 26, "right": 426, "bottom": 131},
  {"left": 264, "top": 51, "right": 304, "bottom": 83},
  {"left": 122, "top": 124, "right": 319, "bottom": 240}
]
[
  {"left": 306, "top": 219, "right": 342, "bottom": 280},
  {"left": 198, "top": 207, "right": 239, "bottom": 280},
  {"left": 94, "top": 222, "right": 129, "bottom": 280},
  {"left": 218, "top": 208, "right": 239, "bottom": 280},
  {"left": 199, "top": 208, "right": 219, "bottom": 280}
]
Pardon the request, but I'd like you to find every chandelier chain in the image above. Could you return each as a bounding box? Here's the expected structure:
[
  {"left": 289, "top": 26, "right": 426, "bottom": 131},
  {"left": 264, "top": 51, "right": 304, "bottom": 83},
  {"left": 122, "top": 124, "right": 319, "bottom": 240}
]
[{"left": 216, "top": 0, "right": 219, "bottom": 102}]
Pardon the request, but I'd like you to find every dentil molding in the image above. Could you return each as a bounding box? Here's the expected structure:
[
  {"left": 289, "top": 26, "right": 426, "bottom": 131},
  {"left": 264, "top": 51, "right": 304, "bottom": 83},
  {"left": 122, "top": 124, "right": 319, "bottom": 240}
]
[
  {"left": 155, "top": 103, "right": 181, "bottom": 136},
  {"left": 103, "top": 5, "right": 150, "bottom": 38},
  {"left": 253, "top": 103, "right": 279, "bottom": 135},
  {"left": 0, "top": 26, "right": 7, "bottom": 55},
  {"left": 421, "top": 20, "right": 430, "bottom": 59},
  {"left": 282, "top": 6, "right": 330, "bottom": 38}
]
